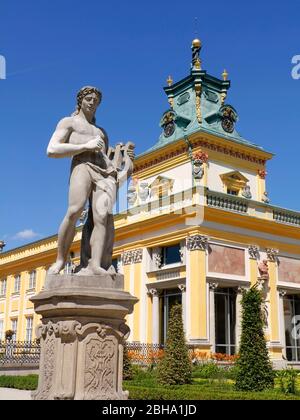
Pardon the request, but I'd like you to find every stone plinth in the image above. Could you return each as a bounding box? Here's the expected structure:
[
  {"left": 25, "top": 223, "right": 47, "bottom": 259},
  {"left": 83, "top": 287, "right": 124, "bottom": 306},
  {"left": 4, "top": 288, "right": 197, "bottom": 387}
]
[{"left": 30, "top": 273, "right": 138, "bottom": 400}]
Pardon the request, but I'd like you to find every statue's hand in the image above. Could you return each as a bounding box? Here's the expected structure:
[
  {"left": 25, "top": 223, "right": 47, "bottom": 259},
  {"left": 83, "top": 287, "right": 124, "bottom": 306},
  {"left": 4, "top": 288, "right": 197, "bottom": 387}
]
[{"left": 85, "top": 135, "right": 105, "bottom": 152}]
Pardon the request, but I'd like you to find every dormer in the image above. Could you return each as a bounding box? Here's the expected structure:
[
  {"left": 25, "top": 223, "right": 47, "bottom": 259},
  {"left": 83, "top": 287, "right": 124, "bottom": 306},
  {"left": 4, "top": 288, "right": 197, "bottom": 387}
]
[
  {"left": 149, "top": 176, "right": 175, "bottom": 199},
  {"left": 220, "top": 171, "right": 249, "bottom": 197}
]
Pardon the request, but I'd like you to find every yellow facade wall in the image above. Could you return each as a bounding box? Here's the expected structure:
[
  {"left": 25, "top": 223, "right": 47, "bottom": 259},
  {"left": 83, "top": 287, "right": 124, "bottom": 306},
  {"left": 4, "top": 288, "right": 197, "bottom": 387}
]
[{"left": 189, "top": 249, "right": 207, "bottom": 339}]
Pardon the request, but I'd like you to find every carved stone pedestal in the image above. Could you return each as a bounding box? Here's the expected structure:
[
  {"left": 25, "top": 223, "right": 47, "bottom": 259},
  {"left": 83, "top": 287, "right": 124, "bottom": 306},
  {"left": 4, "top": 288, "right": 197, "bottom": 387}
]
[{"left": 30, "top": 274, "right": 138, "bottom": 400}]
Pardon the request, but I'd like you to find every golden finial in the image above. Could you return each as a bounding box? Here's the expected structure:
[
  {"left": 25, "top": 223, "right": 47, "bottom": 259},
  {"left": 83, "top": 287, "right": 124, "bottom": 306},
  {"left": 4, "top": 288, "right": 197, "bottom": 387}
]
[
  {"left": 192, "top": 38, "right": 202, "bottom": 48},
  {"left": 222, "top": 69, "right": 228, "bottom": 81},
  {"left": 167, "top": 75, "right": 173, "bottom": 86}
]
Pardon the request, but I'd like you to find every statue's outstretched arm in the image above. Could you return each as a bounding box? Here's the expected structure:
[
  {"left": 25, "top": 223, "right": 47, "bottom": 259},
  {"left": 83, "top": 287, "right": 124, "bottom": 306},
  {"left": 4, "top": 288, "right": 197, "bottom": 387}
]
[{"left": 47, "top": 118, "right": 104, "bottom": 158}]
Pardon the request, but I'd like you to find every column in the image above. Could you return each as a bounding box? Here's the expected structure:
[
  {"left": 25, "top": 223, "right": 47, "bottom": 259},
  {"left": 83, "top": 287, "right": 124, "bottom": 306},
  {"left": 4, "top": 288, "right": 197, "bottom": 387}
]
[
  {"left": 186, "top": 235, "right": 208, "bottom": 344},
  {"left": 235, "top": 286, "right": 246, "bottom": 352},
  {"left": 209, "top": 282, "right": 218, "bottom": 353},
  {"left": 178, "top": 284, "right": 186, "bottom": 333},
  {"left": 248, "top": 245, "right": 260, "bottom": 286},
  {"left": 148, "top": 288, "right": 160, "bottom": 345},
  {"left": 278, "top": 289, "right": 287, "bottom": 359},
  {"left": 122, "top": 248, "right": 143, "bottom": 342},
  {"left": 266, "top": 248, "right": 282, "bottom": 357}
]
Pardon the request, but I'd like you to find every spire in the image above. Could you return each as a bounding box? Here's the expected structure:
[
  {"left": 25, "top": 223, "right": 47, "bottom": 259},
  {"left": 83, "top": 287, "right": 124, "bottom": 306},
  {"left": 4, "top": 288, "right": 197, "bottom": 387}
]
[{"left": 191, "top": 38, "right": 202, "bottom": 70}]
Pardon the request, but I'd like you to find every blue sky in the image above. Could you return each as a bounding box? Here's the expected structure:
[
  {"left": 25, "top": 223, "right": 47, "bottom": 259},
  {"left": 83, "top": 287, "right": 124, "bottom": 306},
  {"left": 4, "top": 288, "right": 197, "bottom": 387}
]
[{"left": 0, "top": 0, "right": 300, "bottom": 251}]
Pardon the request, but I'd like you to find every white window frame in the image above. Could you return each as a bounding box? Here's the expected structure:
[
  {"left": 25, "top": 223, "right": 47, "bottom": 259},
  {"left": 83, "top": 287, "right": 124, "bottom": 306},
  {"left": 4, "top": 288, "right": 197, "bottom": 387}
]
[
  {"left": 0, "top": 278, "right": 6, "bottom": 296},
  {"left": 25, "top": 316, "right": 33, "bottom": 342},
  {"left": 11, "top": 319, "right": 18, "bottom": 341},
  {"left": 29, "top": 271, "right": 36, "bottom": 290},
  {"left": 0, "top": 320, "right": 4, "bottom": 341},
  {"left": 14, "top": 275, "right": 21, "bottom": 293}
]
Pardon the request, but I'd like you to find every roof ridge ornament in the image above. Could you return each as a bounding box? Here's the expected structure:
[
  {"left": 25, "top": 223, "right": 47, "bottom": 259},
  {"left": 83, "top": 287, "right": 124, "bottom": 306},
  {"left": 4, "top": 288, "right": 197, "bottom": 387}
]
[{"left": 191, "top": 38, "right": 202, "bottom": 70}]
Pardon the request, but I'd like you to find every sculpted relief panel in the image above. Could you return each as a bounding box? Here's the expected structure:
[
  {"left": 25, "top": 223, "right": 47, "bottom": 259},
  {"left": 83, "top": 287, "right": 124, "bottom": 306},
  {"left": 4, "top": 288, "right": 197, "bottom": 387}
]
[
  {"left": 208, "top": 244, "right": 245, "bottom": 276},
  {"left": 278, "top": 256, "right": 300, "bottom": 284}
]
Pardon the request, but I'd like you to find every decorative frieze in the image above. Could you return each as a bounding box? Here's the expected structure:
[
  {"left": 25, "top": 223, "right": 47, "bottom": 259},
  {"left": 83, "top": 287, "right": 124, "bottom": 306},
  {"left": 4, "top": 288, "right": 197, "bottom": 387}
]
[
  {"left": 266, "top": 248, "right": 279, "bottom": 262},
  {"left": 133, "top": 139, "right": 267, "bottom": 175},
  {"left": 186, "top": 235, "right": 209, "bottom": 251},
  {"left": 248, "top": 245, "right": 260, "bottom": 260},
  {"left": 122, "top": 249, "right": 143, "bottom": 265}
]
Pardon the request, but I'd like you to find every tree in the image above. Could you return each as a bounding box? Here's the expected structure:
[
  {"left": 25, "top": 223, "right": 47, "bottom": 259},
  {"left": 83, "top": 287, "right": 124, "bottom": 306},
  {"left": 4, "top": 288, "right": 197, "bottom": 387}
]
[
  {"left": 123, "top": 343, "right": 134, "bottom": 380},
  {"left": 157, "top": 303, "right": 192, "bottom": 385},
  {"left": 235, "top": 285, "right": 274, "bottom": 391}
]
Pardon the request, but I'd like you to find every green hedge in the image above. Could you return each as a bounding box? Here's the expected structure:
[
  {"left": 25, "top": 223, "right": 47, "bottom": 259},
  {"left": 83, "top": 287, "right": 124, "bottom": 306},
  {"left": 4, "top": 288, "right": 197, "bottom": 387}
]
[
  {"left": 0, "top": 375, "right": 38, "bottom": 390},
  {"left": 126, "top": 385, "right": 300, "bottom": 400}
]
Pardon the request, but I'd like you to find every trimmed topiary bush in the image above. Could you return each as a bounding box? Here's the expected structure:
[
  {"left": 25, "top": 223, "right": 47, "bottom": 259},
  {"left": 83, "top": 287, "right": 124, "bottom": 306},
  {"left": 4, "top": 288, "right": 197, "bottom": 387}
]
[
  {"left": 235, "top": 285, "right": 274, "bottom": 391},
  {"left": 123, "top": 343, "right": 134, "bottom": 380},
  {"left": 157, "top": 303, "right": 192, "bottom": 385}
]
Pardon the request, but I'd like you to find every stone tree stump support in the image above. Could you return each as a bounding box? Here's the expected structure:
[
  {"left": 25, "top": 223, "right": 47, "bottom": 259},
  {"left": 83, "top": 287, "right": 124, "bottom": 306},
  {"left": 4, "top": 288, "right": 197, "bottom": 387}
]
[{"left": 30, "top": 274, "right": 138, "bottom": 400}]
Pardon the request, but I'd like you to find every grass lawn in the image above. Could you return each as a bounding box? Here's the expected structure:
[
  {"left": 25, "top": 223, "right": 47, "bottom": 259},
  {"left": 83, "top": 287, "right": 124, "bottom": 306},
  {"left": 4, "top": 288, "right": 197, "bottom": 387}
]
[
  {"left": 1, "top": 367, "right": 300, "bottom": 400},
  {"left": 124, "top": 367, "right": 300, "bottom": 400}
]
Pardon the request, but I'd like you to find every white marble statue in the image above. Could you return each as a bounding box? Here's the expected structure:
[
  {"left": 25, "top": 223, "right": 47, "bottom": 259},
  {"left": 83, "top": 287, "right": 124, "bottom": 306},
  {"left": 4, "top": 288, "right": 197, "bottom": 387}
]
[{"left": 47, "top": 86, "right": 134, "bottom": 276}]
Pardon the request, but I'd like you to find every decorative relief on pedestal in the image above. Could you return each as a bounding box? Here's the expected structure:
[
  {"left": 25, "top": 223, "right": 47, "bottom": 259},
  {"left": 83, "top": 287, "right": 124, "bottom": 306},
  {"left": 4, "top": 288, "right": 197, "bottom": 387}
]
[
  {"left": 122, "top": 249, "right": 143, "bottom": 265},
  {"left": 33, "top": 319, "right": 130, "bottom": 401},
  {"left": 266, "top": 248, "right": 279, "bottom": 262},
  {"left": 32, "top": 322, "right": 58, "bottom": 400},
  {"left": 84, "top": 335, "right": 117, "bottom": 400},
  {"left": 248, "top": 245, "right": 260, "bottom": 260},
  {"left": 186, "top": 235, "right": 209, "bottom": 251}
]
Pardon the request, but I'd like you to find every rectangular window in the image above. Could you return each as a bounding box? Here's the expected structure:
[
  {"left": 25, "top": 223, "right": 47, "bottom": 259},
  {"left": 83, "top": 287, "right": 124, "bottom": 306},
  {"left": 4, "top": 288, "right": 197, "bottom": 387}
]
[
  {"left": 11, "top": 319, "right": 18, "bottom": 342},
  {"left": 160, "top": 288, "right": 182, "bottom": 344},
  {"left": 0, "top": 278, "right": 6, "bottom": 296},
  {"left": 25, "top": 317, "right": 33, "bottom": 342},
  {"left": 0, "top": 320, "right": 3, "bottom": 341},
  {"left": 227, "top": 189, "right": 238, "bottom": 196},
  {"left": 29, "top": 271, "right": 36, "bottom": 290},
  {"left": 284, "top": 295, "right": 300, "bottom": 362},
  {"left": 14, "top": 275, "right": 21, "bottom": 293},
  {"left": 215, "top": 288, "right": 236, "bottom": 355},
  {"left": 162, "top": 244, "right": 181, "bottom": 266}
]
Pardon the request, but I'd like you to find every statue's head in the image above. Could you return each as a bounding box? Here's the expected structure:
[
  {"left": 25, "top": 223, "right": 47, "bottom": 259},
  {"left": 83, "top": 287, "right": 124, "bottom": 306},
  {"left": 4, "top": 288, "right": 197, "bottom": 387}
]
[{"left": 72, "top": 86, "right": 102, "bottom": 122}]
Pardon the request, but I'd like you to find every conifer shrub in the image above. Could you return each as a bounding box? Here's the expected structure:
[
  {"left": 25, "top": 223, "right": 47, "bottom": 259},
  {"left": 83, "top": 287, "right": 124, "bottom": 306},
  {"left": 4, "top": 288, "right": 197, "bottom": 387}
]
[
  {"left": 123, "top": 343, "right": 134, "bottom": 380},
  {"left": 235, "top": 285, "right": 274, "bottom": 391},
  {"left": 157, "top": 303, "right": 192, "bottom": 385}
]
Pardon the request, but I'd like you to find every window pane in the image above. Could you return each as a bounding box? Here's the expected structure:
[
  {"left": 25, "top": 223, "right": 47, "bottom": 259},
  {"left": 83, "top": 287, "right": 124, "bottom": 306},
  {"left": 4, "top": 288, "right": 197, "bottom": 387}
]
[
  {"left": 164, "top": 245, "right": 181, "bottom": 265},
  {"left": 215, "top": 288, "right": 236, "bottom": 355}
]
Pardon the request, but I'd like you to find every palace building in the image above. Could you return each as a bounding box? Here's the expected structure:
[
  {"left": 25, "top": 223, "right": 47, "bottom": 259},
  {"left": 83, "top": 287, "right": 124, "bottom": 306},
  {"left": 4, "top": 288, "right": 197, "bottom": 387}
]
[{"left": 1, "top": 39, "right": 300, "bottom": 367}]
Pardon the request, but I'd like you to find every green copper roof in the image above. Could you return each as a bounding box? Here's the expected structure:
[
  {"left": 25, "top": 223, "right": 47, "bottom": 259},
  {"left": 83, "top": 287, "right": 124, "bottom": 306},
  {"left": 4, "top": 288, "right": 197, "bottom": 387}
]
[{"left": 138, "top": 63, "right": 273, "bottom": 159}]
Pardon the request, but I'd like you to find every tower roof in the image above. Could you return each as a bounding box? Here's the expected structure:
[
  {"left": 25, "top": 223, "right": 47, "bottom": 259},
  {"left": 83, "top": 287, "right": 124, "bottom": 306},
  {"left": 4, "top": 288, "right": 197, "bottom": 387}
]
[{"left": 139, "top": 39, "right": 273, "bottom": 159}]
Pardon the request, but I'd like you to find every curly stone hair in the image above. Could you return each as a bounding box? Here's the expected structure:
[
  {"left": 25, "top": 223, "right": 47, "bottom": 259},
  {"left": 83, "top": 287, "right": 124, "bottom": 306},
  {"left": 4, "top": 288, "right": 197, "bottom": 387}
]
[{"left": 72, "top": 86, "right": 102, "bottom": 123}]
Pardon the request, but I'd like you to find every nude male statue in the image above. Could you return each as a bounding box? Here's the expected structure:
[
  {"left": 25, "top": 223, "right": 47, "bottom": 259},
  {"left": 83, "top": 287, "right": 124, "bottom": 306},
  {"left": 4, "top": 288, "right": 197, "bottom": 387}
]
[{"left": 47, "top": 86, "right": 134, "bottom": 276}]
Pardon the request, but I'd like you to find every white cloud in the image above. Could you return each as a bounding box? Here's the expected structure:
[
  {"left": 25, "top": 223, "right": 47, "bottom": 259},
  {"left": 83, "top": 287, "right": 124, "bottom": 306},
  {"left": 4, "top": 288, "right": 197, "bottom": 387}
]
[{"left": 13, "top": 229, "right": 40, "bottom": 240}]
